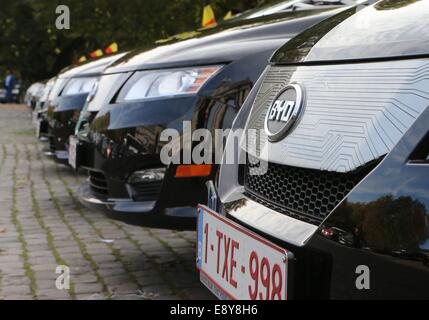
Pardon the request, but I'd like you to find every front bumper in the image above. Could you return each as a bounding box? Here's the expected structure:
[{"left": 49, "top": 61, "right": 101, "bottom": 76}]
[
  {"left": 74, "top": 130, "right": 202, "bottom": 229},
  {"left": 79, "top": 177, "right": 199, "bottom": 230}
]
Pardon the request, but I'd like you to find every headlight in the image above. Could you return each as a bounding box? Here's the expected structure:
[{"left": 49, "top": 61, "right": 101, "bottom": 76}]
[
  {"left": 117, "top": 65, "right": 223, "bottom": 101},
  {"left": 61, "top": 77, "right": 98, "bottom": 96}
]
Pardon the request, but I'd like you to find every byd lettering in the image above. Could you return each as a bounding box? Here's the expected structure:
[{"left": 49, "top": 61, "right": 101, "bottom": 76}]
[{"left": 268, "top": 100, "right": 296, "bottom": 122}]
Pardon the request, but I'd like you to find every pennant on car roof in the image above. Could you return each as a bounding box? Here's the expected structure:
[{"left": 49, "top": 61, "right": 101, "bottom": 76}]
[
  {"left": 89, "top": 49, "right": 103, "bottom": 58},
  {"left": 105, "top": 42, "right": 118, "bottom": 54},
  {"left": 224, "top": 11, "right": 233, "bottom": 20},
  {"left": 202, "top": 4, "right": 217, "bottom": 28}
]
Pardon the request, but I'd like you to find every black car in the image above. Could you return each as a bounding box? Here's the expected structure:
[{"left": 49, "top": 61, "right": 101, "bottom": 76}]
[
  {"left": 76, "top": 1, "right": 357, "bottom": 230},
  {"left": 46, "top": 53, "right": 125, "bottom": 163},
  {"left": 200, "top": 0, "right": 429, "bottom": 299}
]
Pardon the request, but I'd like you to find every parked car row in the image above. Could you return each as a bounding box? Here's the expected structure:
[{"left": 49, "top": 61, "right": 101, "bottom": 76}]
[{"left": 25, "top": 0, "right": 429, "bottom": 300}]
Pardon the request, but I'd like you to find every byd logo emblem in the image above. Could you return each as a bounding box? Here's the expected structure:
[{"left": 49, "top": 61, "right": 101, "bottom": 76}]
[{"left": 264, "top": 83, "right": 305, "bottom": 142}]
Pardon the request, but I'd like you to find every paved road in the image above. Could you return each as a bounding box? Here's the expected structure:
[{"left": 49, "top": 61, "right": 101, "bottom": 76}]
[{"left": 0, "top": 104, "right": 213, "bottom": 300}]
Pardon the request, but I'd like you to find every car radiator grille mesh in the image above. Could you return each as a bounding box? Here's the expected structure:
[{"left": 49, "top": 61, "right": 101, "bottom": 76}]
[
  {"left": 244, "top": 155, "right": 377, "bottom": 225},
  {"left": 129, "top": 181, "right": 163, "bottom": 202}
]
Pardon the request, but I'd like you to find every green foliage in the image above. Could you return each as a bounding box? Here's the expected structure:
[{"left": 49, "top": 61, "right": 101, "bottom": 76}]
[{"left": 0, "top": 0, "right": 274, "bottom": 83}]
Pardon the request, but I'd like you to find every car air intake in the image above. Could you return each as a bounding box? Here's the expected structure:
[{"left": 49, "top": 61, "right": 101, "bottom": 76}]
[
  {"left": 129, "top": 181, "right": 163, "bottom": 202},
  {"left": 89, "top": 170, "right": 109, "bottom": 196},
  {"left": 244, "top": 155, "right": 378, "bottom": 225}
]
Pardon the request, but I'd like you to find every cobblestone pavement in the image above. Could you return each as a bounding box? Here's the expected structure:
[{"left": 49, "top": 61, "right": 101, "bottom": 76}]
[{"left": 0, "top": 104, "right": 213, "bottom": 300}]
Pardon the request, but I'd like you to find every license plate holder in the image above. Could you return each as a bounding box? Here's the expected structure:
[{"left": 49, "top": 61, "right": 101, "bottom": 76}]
[{"left": 197, "top": 205, "right": 293, "bottom": 300}]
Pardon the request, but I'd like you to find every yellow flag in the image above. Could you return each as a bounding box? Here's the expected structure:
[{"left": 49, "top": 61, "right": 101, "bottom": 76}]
[
  {"left": 90, "top": 49, "right": 104, "bottom": 58},
  {"left": 224, "top": 11, "right": 233, "bottom": 20},
  {"left": 78, "top": 56, "right": 87, "bottom": 63},
  {"left": 105, "top": 42, "right": 118, "bottom": 54},
  {"left": 202, "top": 5, "right": 216, "bottom": 28}
]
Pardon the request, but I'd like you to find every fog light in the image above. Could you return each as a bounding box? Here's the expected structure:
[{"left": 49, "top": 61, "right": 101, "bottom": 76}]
[{"left": 128, "top": 168, "right": 166, "bottom": 184}]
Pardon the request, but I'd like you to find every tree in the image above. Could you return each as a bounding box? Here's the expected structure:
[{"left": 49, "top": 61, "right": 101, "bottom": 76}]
[{"left": 0, "top": 0, "right": 274, "bottom": 83}]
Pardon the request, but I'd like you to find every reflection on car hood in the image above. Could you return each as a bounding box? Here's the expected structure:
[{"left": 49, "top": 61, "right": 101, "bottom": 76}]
[
  {"left": 59, "top": 52, "right": 128, "bottom": 78},
  {"left": 271, "top": 0, "right": 429, "bottom": 64},
  {"left": 104, "top": 8, "right": 347, "bottom": 74}
]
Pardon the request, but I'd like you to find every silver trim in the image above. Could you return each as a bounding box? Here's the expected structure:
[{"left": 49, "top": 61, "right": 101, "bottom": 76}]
[
  {"left": 227, "top": 196, "right": 318, "bottom": 247},
  {"left": 79, "top": 183, "right": 157, "bottom": 212},
  {"left": 246, "top": 59, "right": 429, "bottom": 172}
]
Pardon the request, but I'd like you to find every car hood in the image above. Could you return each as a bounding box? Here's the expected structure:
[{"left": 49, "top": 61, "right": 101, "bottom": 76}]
[
  {"left": 104, "top": 7, "right": 348, "bottom": 74},
  {"left": 271, "top": 0, "right": 429, "bottom": 64},
  {"left": 59, "top": 52, "right": 127, "bottom": 78}
]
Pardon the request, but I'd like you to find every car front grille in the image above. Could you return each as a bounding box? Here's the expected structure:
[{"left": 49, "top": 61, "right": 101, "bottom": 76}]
[
  {"left": 129, "top": 181, "right": 163, "bottom": 202},
  {"left": 89, "top": 170, "right": 109, "bottom": 196},
  {"left": 244, "top": 155, "right": 377, "bottom": 225}
]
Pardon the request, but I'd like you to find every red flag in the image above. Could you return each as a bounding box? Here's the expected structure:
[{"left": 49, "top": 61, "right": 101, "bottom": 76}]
[
  {"left": 89, "top": 49, "right": 103, "bottom": 58},
  {"left": 105, "top": 42, "right": 119, "bottom": 54}
]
